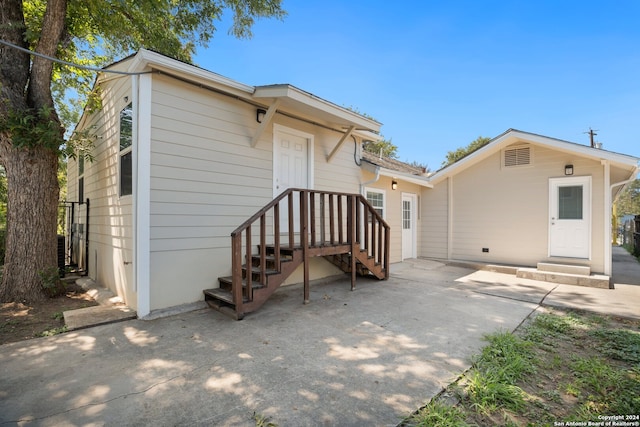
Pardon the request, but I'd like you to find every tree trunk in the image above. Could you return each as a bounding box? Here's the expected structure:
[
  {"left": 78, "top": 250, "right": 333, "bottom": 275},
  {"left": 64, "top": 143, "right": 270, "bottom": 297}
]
[
  {"left": 0, "top": 0, "right": 67, "bottom": 302},
  {"left": 0, "top": 145, "right": 59, "bottom": 302}
]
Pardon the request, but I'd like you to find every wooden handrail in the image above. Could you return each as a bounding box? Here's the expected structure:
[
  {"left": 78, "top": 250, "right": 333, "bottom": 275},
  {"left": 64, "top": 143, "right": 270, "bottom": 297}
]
[{"left": 229, "top": 188, "right": 390, "bottom": 311}]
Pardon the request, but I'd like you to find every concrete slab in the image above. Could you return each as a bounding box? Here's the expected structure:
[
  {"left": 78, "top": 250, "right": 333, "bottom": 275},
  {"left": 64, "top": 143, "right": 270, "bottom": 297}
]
[
  {"left": 0, "top": 254, "right": 637, "bottom": 426},
  {"left": 64, "top": 305, "right": 137, "bottom": 330},
  {"left": 611, "top": 245, "right": 640, "bottom": 285},
  {"left": 0, "top": 261, "right": 539, "bottom": 426}
]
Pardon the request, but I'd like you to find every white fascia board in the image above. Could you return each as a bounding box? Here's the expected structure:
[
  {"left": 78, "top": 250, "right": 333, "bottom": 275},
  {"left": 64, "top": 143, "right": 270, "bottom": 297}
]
[
  {"left": 509, "top": 130, "right": 640, "bottom": 168},
  {"left": 354, "top": 130, "right": 383, "bottom": 142},
  {"left": 378, "top": 168, "right": 433, "bottom": 188},
  {"left": 429, "top": 129, "right": 640, "bottom": 185},
  {"left": 124, "top": 49, "right": 255, "bottom": 95},
  {"left": 253, "top": 84, "right": 381, "bottom": 132}
]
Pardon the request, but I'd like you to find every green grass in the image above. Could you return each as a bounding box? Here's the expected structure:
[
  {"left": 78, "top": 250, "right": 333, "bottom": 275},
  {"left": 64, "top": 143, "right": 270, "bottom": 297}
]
[
  {"left": 402, "top": 310, "right": 640, "bottom": 427},
  {"left": 404, "top": 400, "right": 469, "bottom": 427}
]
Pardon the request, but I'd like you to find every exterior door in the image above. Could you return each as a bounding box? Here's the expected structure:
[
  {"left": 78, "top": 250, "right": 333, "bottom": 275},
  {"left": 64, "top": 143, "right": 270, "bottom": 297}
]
[
  {"left": 549, "top": 177, "right": 591, "bottom": 258},
  {"left": 402, "top": 193, "right": 417, "bottom": 260},
  {"left": 273, "top": 125, "right": 311, "bottom": 232}
]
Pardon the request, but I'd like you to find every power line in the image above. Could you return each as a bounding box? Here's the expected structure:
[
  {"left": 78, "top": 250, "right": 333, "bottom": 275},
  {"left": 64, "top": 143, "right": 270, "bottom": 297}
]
[{"left": 0, "top": 39, "right": 151, "bottom": 76}]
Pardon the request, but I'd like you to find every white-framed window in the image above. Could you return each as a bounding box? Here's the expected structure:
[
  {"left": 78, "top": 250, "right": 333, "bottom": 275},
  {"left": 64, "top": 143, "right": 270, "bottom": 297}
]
[
  {"left": 119, "top": 102, "right": 133, "bottom": 197},
  {"left": 365, "top": 187, "right": 385, "bottom": 220}
]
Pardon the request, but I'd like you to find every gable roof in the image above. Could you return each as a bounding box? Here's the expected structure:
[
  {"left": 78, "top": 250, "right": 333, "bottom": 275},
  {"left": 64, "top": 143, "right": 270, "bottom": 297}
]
[
  {"left": 99, "top": 49, "right": 381, "bottom": 138},
  {"left": 428, "top": 128, "right": 640, "bottom": 185},
  {"left": 361, "top": 150, "right": 432, "bottom": 188}
]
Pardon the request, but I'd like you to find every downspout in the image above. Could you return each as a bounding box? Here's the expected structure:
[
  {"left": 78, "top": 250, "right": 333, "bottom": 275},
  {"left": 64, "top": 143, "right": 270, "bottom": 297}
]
[{"left": 606, "top": 163, "right": 640, "bottom": 276}]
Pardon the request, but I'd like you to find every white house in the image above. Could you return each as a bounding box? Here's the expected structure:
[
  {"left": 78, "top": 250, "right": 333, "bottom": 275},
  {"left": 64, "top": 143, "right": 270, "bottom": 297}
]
[{"left": 68, "top": 50, "right": 639, "bottom": 319}]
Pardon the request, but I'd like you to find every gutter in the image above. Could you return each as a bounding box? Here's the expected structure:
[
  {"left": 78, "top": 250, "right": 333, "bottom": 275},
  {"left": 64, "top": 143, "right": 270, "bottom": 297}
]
[
  {"left": 360, "top": 164, "right": 381, "bottom": 195},
  {"left": 610, "top": 165, "right": 640, "bottom": 198}
]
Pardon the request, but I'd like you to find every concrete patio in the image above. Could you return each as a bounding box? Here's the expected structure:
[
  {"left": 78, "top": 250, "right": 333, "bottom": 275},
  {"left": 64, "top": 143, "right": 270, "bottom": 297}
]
[{"left": 0, "top": 249, "right": 638, "bottom": 426}]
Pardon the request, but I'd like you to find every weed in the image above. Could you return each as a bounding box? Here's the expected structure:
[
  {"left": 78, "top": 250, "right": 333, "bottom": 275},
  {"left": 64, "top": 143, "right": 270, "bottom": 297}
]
[
  {"left": 38, "top": 266, "right": 66, "bottom": 297},
  {"left": 404, "top": 400, "right": 469, "bottom": 427},
  {"left": 589, "top": 328, "right": 640, "bottom": 363},
  {"left": 474, "top": 331, "right": 536, "bottom": 384},
  {"left": 52, "top": 311, "right": 64, "bottom": 321},
  {"left": 38, "top": 325, "right": 68, "bottom": 337},
  {"left": 252, "top": 412, "right": 277, "bottom": 427},
  {"left": 466, "top": 369, "right": 527, "bottom": 414}
]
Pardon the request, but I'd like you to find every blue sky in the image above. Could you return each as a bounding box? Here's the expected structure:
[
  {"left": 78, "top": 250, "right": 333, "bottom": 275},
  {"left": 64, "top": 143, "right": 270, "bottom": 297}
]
[{"left": 195, "top": 1, "right": 640, "bottom": 170}]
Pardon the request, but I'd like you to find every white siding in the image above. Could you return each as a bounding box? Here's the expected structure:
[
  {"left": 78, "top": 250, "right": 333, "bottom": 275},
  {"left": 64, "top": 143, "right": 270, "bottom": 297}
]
[
  {"left": 147, "top": 75, "right": 362, "bottom": 311},
  {"left": 363, "top": 173, "right": 423, "bottom": 264},
  {"left": 447, "top": 143, "right": 606, "bottom": 272},
  {"left": 68, "top": 75, "right": 137, "bottom": 307},
  {"left": 420, "top": 178, "right": 448, "bottom": 259}
]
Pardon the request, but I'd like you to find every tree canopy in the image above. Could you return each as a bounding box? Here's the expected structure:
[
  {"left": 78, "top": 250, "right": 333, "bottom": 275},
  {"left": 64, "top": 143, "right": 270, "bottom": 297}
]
[
  {"left": 0, "top": 0, "right": 286, "bottom": 302},
  {"left": 363, "top": 138, "right": 399, "bottom": 159},
  {"left": 441, "top": 136, "right": 492, "bottom": 167},
  {"left": 616, "top": 179, "right": 640, "bottom": 217}
]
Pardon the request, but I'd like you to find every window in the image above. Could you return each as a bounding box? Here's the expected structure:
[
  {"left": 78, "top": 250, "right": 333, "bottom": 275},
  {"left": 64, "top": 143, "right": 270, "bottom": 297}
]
[
  {"left": 403, "top": 200, "right": 411, "bottom": 229},
  {"left": 119, "top": 103, "right": 133, "bottom": 196},
  {"left": 366, "top": 188, "right": 385, "bottom": 220},
  {"left": 558, "top": 185, "right": 583, "bottom": 219},
  {"left": 503, "top": 145, "right": 532, "bottom": 168}
]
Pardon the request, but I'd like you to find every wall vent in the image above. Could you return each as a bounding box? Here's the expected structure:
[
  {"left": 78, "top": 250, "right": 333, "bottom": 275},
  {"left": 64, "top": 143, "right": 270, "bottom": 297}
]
[{"left": 503, "top": 145, "right": 531, "bottom": 167}]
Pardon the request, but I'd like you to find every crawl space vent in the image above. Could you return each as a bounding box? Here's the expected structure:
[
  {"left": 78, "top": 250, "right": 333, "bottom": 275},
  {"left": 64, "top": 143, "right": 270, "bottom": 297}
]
[{"left": 503, "top": 146, "right": 531, "bottom": 167}]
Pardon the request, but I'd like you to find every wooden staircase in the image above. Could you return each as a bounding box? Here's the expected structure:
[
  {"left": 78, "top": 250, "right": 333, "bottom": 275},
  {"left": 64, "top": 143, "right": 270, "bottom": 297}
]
[{"left": 204, "top": 189, "right": 390, "bottom": 320}]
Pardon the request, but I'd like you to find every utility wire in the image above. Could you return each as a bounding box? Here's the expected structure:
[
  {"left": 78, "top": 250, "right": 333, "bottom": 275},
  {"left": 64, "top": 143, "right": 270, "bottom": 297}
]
[{"left": 0, "top": 39, "right": 151, "bottom": 76}]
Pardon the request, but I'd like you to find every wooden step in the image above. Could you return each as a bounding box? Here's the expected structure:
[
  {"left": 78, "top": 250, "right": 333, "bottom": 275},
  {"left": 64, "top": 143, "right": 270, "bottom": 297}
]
[
  {"left": 203, "top": 288, "right": 245, "bottom": 320},
  {"left": 218, "top": 276, "right": 267, "bottom": 291}
]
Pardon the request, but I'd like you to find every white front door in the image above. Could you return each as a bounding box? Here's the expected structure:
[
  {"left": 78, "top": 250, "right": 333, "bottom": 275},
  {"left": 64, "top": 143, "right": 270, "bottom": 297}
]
[
  {"left": 273, "top": 125, "right": 312, "bottom": 232},
  {"left": 402, "top": 193, "right": 417, "bottom": 260},
  {"left": 549, "top": 176, "right": 591, "bottom": 258}
]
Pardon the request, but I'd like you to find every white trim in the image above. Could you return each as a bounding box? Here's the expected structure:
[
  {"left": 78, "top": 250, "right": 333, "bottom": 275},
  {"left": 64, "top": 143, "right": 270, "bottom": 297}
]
[
  {"left": 272, "top": 124, "right": 315, "bottom": 197},
  {"left": 602, "top": 161, "right": 611, "bottom": 275},
  {"left": 548, "top": 176, "right": 592, "bottom": 259},
  {"left": 447, "top": 176, "right": 453, "bottom": 260},
  {"left": 376, "top": 168, "right": 433, "bottom": 188},
  {"left": 430, "top": 129, "right": 639, "bottom": 184},
  {"left": 135, "top": 73, "right": 152, "bottom": 318},
  {"left": 364, "top": 187, "right": 386, "bottom": 220},
  {"left": 501, "top": 144, "right": 533, "bottom": 169},
  {"left": 401, "top": 193, "right": 418, "bottom": 260}
]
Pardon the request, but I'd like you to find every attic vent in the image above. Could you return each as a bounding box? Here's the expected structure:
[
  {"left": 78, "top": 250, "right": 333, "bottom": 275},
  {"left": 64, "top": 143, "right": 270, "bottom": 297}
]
[{"left": 503, "top": 145, "right": 531, "bottom": 167}]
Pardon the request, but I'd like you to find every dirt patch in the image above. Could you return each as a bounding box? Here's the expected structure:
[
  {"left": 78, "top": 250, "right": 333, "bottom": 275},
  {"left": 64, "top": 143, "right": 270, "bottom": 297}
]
[{"left": 0, "top": 279, "right": 98, "bottom": 345}]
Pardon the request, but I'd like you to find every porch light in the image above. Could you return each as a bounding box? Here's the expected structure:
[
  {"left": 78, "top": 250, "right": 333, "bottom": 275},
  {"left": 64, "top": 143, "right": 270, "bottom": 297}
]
[
  {"left": 564, "top": 164, "right": 574, "bottom": 176},
  {"left": 256, "top": 108, "right": 266, "bottom": 123},
  {"left": 391, "top": 180, "right": 398, "bottom": 190}
]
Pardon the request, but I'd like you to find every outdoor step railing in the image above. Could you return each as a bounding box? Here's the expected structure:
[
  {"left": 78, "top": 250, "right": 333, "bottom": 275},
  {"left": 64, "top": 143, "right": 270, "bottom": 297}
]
[{"left": 229, "top": 188, "right": 390, "bottom": 314}]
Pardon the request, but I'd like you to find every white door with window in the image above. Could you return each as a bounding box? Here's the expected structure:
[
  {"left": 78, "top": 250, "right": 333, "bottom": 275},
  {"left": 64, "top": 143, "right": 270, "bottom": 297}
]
[
  {"left": 402, "top": 193, "right": 417, "bottom": 260},
  {"left": 273, "top": 125, "right": 313, "bottom": 232},
  {"left": 549, "top": 177, "right": 591, "bottom": 258}
]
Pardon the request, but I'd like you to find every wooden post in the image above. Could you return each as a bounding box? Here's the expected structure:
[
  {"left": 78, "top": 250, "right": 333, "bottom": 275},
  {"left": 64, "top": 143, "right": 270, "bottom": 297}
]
[
  {"left": 232, "top": 234, "right": 243, "bottom": 314},
  {"left": 288, "top": 192, "right": 294, "bottom": 248},
  {"left": 246, "top": 224, "right": 252, "bottom": 301},
  {"left": 301, "top": 190, "right": 310, "bottom": 304},
  {"left": 349, "top": 195, "right": 357, "bottom": 290},
  {"left": 310, "top": 192, "right": 316, "bottom": 247},
  {"left": 260, "top": 214, "right": 266, "bottom": 285},
  {"left": 274, "top": 203, "right": 280, "bottom": 267}
]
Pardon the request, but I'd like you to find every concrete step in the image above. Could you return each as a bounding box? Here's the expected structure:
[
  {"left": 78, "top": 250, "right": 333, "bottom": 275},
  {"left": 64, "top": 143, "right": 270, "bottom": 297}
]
[
  {"left": 64, "top": 305, "right": 137, "bottom": 331},
  {"left": 63, "top": 277, "right": 137, "bottom": 330},
  {"left": 536, "top": 262, "right": 591, "bottom": 276},
  {"left": 516, "top": 267, "right": 611, "bottom": 289}
]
